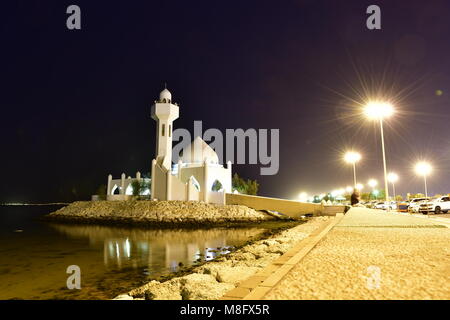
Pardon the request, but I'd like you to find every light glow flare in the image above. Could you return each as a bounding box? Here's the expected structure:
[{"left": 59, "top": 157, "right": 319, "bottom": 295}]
[
  {"left": 415, "top": 161, "right": 432, "bottom": 176},
  {"left": 368, "top": 179, "right": 378, "bottom": 188},
  {"left": 298, "top": 192, "right": 308, "bottom": 202},
  {"left": 387, "top": 172, "right": 399, "bottom": 183},
  {"left": 364, "top": 101, "right": 394, "bottom": 120},
  {"left": 344, "top": 151, "right": 362, "bottom": 164}
]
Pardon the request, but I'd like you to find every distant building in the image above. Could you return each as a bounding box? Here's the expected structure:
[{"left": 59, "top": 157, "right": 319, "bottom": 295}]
[{"left": 102, "top": 88, "right": 232, "bottom": 204}]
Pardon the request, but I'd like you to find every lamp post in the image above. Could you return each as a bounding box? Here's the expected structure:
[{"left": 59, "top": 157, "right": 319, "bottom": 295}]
[
  {"left": 415, "top": 162, "right": 432, "bottom": 199},
  {"left": 364, "top": 101, "right": 394, "bottom": 205},
  {"left": 387, "top": 172, "right": 399, "bottom": 201},
  {"left": 344, "top": 151, "right": 362, "bottom": 188}
]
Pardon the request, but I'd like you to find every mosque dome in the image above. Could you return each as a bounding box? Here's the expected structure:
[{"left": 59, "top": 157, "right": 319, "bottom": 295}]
[
  {"left": 180, "top": 136, "right": 219, "bottom": 164},
  {"left": 159, "top": 88, "right": 172, "bottom": 103}
]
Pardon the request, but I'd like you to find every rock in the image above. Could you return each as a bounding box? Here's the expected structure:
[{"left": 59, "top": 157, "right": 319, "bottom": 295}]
[
  {"left": 114, "top": 216, "right": 331, "bottom": 300},
  {"left": 179, "top": 274, "right": 235, "bottom": 300},
  {"left": 130, "top": 280, "right": 182, "bottom": 300},
  {"left": 113, "top": 294, "right": 134, "bottom": 300},
  {"left": 46, "top": 200, "right": 274, "bottom": 225},
  {"left": 231, "top": 252, "right": 256, "bottom": 261},
  {"left": 215, "top": 266, "right": 260, "bottom": 284},
  {"left": 144, "top": 281, "right": 183, "bottom": 300}
]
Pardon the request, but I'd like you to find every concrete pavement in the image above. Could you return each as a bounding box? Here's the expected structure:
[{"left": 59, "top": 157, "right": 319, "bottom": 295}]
[{"left": 242, "top": 208, "right": 450, "bottom": 300}]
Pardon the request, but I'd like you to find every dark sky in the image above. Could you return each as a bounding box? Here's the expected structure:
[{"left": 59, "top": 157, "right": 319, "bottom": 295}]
[{"left": 1, "top": 0, "right": 450, "bottom": 202}]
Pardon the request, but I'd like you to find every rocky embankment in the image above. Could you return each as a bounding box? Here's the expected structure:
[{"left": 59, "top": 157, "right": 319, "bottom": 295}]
[
  {"left": 45, "top": 200, "right": 276, "bottom": 226},
  {"left": 114, "top": 216, "right": 331, "bottom": 300}
]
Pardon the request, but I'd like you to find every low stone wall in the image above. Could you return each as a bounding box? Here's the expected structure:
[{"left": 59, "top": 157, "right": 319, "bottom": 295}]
[
  {"left": 45, "top": 200, "right": 276, "bottom": 226},
  {"left": 322, "top": 205, "right": 347, "bottom": 216},
  {"left": 226, "top": 193, "right": 323, "bottom": 217}
]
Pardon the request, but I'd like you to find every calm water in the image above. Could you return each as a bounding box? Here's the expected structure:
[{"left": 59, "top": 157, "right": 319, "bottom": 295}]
[{"left": 0, "top": 205, "right": 268, "bottom": 300}]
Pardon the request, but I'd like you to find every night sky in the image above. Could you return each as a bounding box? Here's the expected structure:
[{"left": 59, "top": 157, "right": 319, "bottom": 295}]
[{"left": 1, "top": 0, "right": 450, "bottom": 203}]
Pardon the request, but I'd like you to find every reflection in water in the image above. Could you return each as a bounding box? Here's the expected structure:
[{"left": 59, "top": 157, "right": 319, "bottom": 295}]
[
  {"left": 0, "top": 206, "right": 270, "bottom": 299},
  {"left": 50, "top": 224, "right": 264, "bottom": 275}
]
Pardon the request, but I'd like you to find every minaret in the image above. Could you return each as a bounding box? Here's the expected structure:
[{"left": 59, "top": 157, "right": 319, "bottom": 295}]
[{"left": 151, "top": 88, "right": 179, "bottom": 171}]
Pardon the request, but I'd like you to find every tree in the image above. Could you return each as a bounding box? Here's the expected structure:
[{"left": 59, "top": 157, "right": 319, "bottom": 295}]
[
  {"left": 211, "top": 180, "right": 223, "bottom": 191},
  {"left": 95, "top": 184, "right": 107, "bottom": 200},
  {"left": 408, "top": 193, "right": 424, "bottom": 200},
  {"left": 131, "top": 179, "right": 151, "bottom": 198},
  {"left": 246, "top": 179, "right": 259, "bottom": 196},
  {"left": 360, "top": 192, "right": 371, "bottom": 201},
  {"left": 232, "top": 173, "right": 259, "bottom": 195},
  {"left": 131, "top": 180, "right": 142, "bottom": 196}
]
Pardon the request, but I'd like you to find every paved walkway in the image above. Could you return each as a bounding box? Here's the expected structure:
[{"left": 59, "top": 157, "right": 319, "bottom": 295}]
[{"left": 232, "top": 208, "right": 450, "bottom": 300}]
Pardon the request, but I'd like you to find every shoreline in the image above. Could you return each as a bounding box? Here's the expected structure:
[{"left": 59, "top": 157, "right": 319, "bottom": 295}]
[
  {"left": 44, "top": 200, "right": 284, "bottom": 227},
  {"left": 115, "top": 216, "right": 332, "bottom": 300},
  {"left": 42, "top": 216, "right": 296, "bottom": 230},
  {"left": 1, "top": 203, "right": 69, "bottom": 206}
]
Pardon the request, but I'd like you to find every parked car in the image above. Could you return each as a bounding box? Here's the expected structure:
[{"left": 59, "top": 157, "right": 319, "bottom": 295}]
[
  {"left": 419, "top": 196, "right": 450, "bottom": 214},
  {"left": 408, "top": 198, "right": 429, "bottom": 213},
  {"left": 365, "top": 200, "right": 378, "bottom": 209},
  {"left": 374, "top": 201, "right": 397, "bottom": 210},
  {"left": 397, "top": 201, "right": 409, "bottom": 212}
]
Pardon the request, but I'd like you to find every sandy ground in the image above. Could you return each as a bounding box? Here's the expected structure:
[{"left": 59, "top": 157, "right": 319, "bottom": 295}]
[{"left": 265, "top": 208, "right": 450, "bottom": 300}]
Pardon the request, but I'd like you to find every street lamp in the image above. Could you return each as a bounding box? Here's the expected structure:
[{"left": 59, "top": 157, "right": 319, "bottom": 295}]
[
  {"left": 344, "top": 151, "right": 362, "bottom": 188},
  {"left": 356, "top": 183, "right": 364, "bottom": 191},
  {"left": 415, "top": 161, "right": 432, "bottom": 198},
  {"left": 364, "top": 101, "right": 394, "bottom": 204},
  {"left": 298, "top": 192, "right": 308, "bottom": 202},
  {"left": 387, "top": 172, "right": 399, "bottom": 201},
  {"left": 368, "top": 179, "right": 378, "bottom": 200}
]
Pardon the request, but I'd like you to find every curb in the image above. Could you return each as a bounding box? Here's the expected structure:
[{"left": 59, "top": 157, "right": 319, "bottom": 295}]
[{"left": 220, "top": 213, "right": 345, "bottom": 300}]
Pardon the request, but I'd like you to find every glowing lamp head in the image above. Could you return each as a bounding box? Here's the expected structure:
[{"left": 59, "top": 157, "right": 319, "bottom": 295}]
[
  {"left": 298, "top": 192, "right": 308, "bottom": 201},
  {"left": 344, "top": 151, "right": 362, "bottom": 164},
  {"left": 364, "top": 101, "right": 394, "bottom": 120},
  {"left": 415, "top": 162, "right": 432, "bottom": 176},
  {"left": 387, "top": 172, "right": 399, "bottom": 183},
  {"left": 368, "top": 179, "right": 378, "bottom": 188},
  {"left": 356, "top": 183, "right": 364, "bottom": 191}
]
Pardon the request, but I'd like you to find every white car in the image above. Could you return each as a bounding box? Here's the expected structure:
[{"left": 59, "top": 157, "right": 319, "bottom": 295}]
[
  {"left": 419, "top": 196, "right": 450, "bottom": 214},
  {"left": 407, "top": 198, "right": 429, "bottom": 213},
  {"left": 374, "top": 201, "right": 397, "bottom": 210}
]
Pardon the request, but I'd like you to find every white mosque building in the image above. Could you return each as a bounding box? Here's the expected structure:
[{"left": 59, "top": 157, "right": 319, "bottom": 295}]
[{"left": 103, "top": 88, "right": 232, "bottom": 204}]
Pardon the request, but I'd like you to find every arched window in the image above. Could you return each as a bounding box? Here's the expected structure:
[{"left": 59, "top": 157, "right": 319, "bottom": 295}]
[
  {"left": 211, "top": 180, "right": 223, "bottom": 192},
  {"left": 111, "top": 185, "right": 120, "bottom": 195},
  {"left": 189, "top": 176, "right": 201, "bottom": 191}
]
